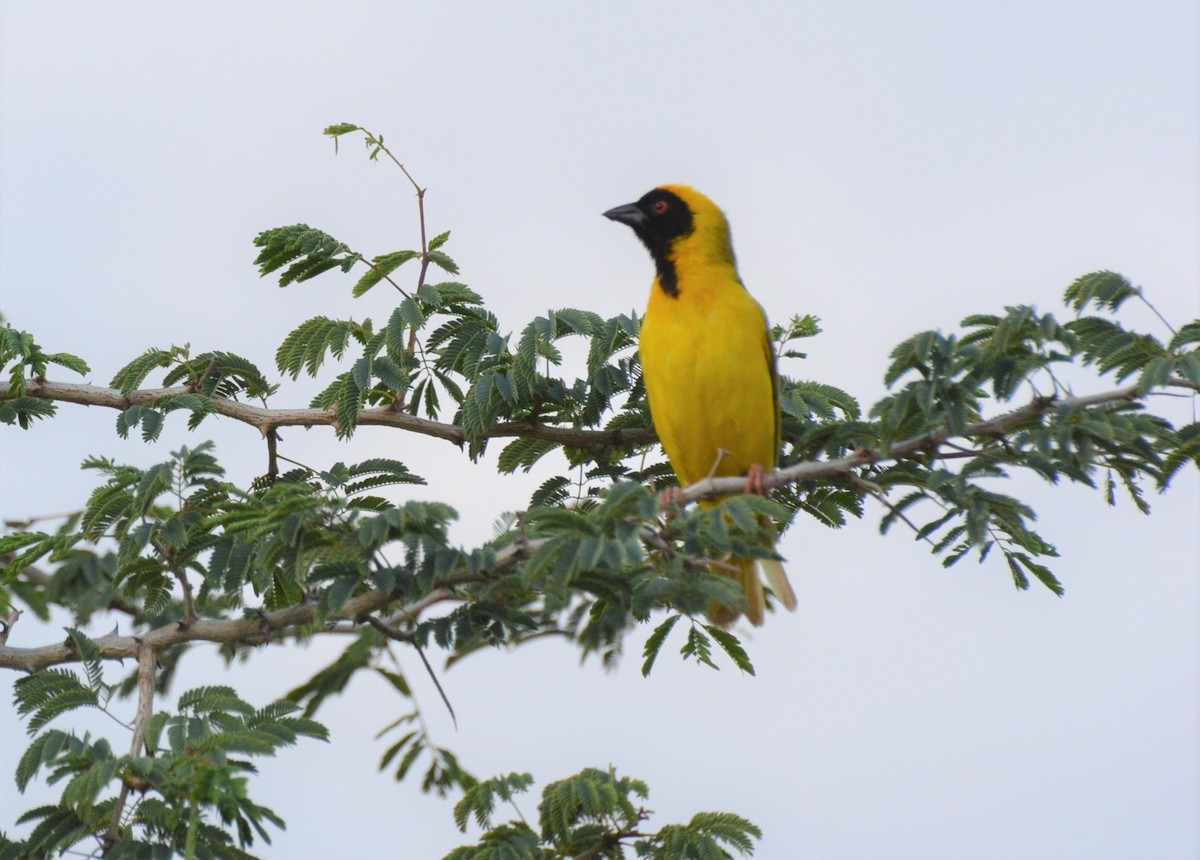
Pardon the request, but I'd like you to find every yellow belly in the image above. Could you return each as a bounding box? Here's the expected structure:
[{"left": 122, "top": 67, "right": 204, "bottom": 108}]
[{"left": 639, "top": 274, "right": 776, "bottom": 489}]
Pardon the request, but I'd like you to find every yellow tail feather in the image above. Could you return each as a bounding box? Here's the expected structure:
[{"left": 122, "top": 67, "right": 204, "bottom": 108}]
[
  {"left": 706, "top": 556, "right": 796, "bottom": 628},
  {"left": 704, "top": 513, "right": 797, "bottom": 627},
  {"left": 760, "top": 558, "right": 797, "bottom": 612},
  {"left": 707, "top": 557, "right": 764, "bottom": 627}
]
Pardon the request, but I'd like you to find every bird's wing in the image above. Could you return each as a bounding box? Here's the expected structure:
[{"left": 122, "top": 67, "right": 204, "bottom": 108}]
[{"left": 757, "top": 300, "right": 781, "bottom": 469}]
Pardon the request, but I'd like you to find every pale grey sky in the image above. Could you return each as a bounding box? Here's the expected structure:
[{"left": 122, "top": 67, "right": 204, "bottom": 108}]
[{"left": 1, "top": 2, "right": 1197, "bottom": 858}]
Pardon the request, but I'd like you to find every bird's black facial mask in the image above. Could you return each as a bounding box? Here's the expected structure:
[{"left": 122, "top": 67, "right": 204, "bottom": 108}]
[{"left": 604, "top": 188, "right": 694, "bottom": 297}]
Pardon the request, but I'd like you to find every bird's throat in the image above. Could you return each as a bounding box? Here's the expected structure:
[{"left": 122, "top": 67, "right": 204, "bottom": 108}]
[{"left": 654, "top": 256, "right": 680, "bottom": 298}]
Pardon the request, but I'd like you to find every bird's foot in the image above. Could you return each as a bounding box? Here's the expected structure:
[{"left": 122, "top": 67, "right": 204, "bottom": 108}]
[
  {"left": 745, "top": 463, "right": 770, "bottom": 496},
  {"left": 657, "top": 486, "right": 686, "bottom": 510}
]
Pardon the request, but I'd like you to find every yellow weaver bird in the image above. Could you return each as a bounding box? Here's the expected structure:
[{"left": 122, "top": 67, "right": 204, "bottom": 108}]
[{"left": 604, "top": 185, "right": 797, "bottom": 626}]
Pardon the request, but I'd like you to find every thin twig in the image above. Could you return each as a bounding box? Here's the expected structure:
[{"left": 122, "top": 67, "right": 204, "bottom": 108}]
[
  {"left": 3, "top": 510, "right": 81, "bottom": 529},
  {"left": 324, "top": 588, "right": 462, "bottom": 634},
  {"left": 0, "top": 608, "right": 21, "bottom": 646},
  {"left": 272, "top": 450, "right": 320, "bottom": 474},
  {"left": 362, "top": 614, "right": 414, "bottom": 644},
  {"left": 189, "top": 356, "right": 220, "bottom": 395},
  {"left": 937, "top": 449, "right": 999, "bottom": 460},
  {"left": 363, "top": 615, "right": 457, "bottom": 728},
  {"left": 104, "top": 641, "right": 156, "bottom": 849},
  {"left": 265, "top": 427, "right": 280, "bottom": 481},
  {"left": 848, "top": 475, "right": 934, "bottom": 546},
  {"left": 151, "top": 540, "right": 196, "bottom": 626},
  {"left": 354, "top": 134, "right": 442, "bottom": 403},
  {"left": 1138, "top": 292, "right": 1178, "bottom": 335},
  {"left": 173, "top": 570, "right": 197, "bottom": 626}
]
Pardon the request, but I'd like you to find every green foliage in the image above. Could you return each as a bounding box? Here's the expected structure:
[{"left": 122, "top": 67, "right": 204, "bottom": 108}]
[
  {"left": 10, "top": 660, "right": 325, "bottom": 858},
  {"left": 284, "top": 627, "right": 381, "bottom": 716},
  {"left": 251, "top": 214, "right": 650, "bottom": 456},
  {"left": 252, "top": 224, "right": 361, "bottom": 286},
  {"left": 0, "top": 325, "right": 89, "bottom": 426},
  {"left": 160, "top": 351, "right": 274, "bottom": 401},
  {"left": 454, "top": 773, "right": 536, "bottom": 832},
  {"left": 443, "top": 823, "right": 543, "bottom": 860},
  {"left": 1062, "top": 271, "right": 1200, "bottom": 391},
  {"left": 640, "top": 613, "right": 681, "bottom": 676},
  {"left": 640, "top": 812, "right": 762, "bottom": 859},
  {"left": 0, "top": 394, "right": 57, "bottom": 428},
  {"left": 539, "top": 768, "right": 647, "bottom": 854},
  {"left": 14, "top": 667, "right": 102, "bottom": 734},
  {"left": 773, "top": 312, "right": 822, "bottom": 360},
  {"left": 842, "top": 291, "right": 1196, "bottom": 591},
  {"left": 373, "top": 649, "right": 484, "bottom": 797},
  {"left": 111, "top": 347, "right": 188, "bottom": 395},
  {"left": 353, "top": 249, "right": 420, "bottom": 297},
  {"left": 100, "top": 346, "right": 276, "bottom": 440},
  {"left": 444, "top": 767, "right": 760, "bottom": 860},
  {"left": 0, "top": 326, "right": 90, "bottom": 391},
  {"left": 1063, "top": 270, "right": 1142, "bottom": 313},
  {"left": 275, "top": 316, "right": 358, "bottom": 379}
]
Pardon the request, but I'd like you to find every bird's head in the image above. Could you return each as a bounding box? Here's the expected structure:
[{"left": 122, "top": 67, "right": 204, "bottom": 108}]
[{"left": 604, "top": 185, "right": 736, "bottom": 283}]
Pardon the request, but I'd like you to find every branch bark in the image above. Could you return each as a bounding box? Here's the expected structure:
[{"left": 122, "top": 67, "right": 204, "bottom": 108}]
[
  {"left": 7, "top": 377, "right": 1190, "bottom": 464},
  {"left": 678, "top": 382, "right": 1165, "bottom": 502},
  {"left": 104, "top": 642, "right": 157, "bottom": 849},
  {"left": 0, "top": 379, "right": 656, "bottom": 450},
  {"left": 0, "top": 590, "right": 394, "bottom": 673},
  {"left": 0, "top": 534, "right": 543, "bottom": 673}
]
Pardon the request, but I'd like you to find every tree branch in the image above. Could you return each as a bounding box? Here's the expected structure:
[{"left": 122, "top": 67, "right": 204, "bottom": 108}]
[
  {"left": 105, "top": 642, "right": 157, "bottom": 848},
  {"left": 0, "top": 379, "right": 656, "bottom": 451},
  {"left": 0, "top": 589, "right": 394, "bottom": 673},
  {"left": 678, "top": 382, "right": 1159, "bottom": 502},
  {"left": 0, "top": 533, "right": 545, "bottom": 673},
  {"left": 10, "top": 377, "right": 1186, "bottom": 468}
]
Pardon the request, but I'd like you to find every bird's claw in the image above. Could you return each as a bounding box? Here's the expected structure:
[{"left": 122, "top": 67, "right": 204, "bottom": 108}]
[
  {"left": 657, "top": 486, "right": 686, "bottom": 510},
  {"left": 745, "top": 463, "right": 769, "bottom": 496}
]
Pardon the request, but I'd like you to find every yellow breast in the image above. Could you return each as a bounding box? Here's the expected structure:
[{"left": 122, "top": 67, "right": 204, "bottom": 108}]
[{"left": 639, "top": 263, "right": 777, "bottom": 489}]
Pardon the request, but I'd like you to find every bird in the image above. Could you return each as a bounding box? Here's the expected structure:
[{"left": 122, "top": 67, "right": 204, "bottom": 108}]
[{"left": 604, "top": 185, "right": 797, "bottom": 626}]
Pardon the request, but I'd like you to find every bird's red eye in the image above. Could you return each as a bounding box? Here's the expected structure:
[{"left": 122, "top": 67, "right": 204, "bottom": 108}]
[{"left": 651, "top": 199, "right": 669, "bottom": 214}]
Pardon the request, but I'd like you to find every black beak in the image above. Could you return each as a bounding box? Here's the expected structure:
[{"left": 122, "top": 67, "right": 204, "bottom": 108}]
[{"left": 603, "top": 202, "right": 646, "bottom": 228}]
